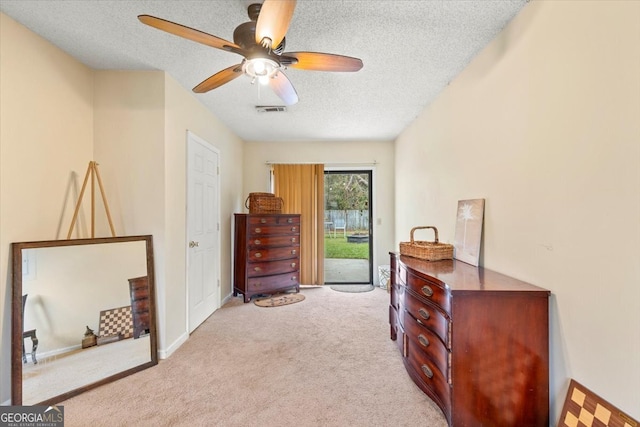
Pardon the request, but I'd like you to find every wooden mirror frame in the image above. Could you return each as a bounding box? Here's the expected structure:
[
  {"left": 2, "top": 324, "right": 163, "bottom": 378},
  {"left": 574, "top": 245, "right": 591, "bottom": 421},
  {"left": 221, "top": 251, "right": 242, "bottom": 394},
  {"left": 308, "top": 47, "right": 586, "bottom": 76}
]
[{"left": 11, "top": 235, "right": 158, "bottom": 405}]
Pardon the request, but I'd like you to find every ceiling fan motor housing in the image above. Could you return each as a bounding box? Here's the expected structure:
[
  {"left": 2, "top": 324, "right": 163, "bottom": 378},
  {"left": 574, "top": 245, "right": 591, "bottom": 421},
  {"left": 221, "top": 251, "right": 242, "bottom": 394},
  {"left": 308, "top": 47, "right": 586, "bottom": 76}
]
[
  {"left": 233, "top": 21, "right": 257, "bottom": 50},
  {"left": 247, "top": 3, "right": 262, "bottom": 21},
  {"left": 235, "top": 4, "right": 286, "bottom": 54}
]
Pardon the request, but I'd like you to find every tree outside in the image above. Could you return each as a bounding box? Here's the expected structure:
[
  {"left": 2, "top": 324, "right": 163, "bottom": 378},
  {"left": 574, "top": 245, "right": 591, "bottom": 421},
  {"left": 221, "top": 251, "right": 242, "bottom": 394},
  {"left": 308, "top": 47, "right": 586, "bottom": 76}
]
[{"left": 324, "top": 173, "right": 369, "bottom": 232}]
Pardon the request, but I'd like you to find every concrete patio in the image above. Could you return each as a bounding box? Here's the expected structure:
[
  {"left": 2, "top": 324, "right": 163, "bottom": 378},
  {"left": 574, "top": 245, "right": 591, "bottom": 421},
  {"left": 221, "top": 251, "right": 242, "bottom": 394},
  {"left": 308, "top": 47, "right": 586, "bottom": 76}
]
[{"left": 324, "top": 258, "right": 370, "bottom": 283}]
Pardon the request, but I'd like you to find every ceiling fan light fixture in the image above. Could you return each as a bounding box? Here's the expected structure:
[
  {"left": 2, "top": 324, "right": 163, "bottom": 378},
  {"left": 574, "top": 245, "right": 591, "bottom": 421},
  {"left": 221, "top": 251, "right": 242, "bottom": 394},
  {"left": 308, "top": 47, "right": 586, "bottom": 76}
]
[{"left": 243, "top": 58, "right": 279, "bottom": 84}]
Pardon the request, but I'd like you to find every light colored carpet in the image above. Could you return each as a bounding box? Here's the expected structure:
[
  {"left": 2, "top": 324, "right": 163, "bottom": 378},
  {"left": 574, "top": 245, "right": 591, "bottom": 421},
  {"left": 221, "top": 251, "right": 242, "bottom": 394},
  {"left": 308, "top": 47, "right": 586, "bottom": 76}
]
[
  {"left": 60, "top": 286, "right": 447, "bottom": 427},
  {"left": 22, "top": 336, "right": 151, "bottom": 405}
]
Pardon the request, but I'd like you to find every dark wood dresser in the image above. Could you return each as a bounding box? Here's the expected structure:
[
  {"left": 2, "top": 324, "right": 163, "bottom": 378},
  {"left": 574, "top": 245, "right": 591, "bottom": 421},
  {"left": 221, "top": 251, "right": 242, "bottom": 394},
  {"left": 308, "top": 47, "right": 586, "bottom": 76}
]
[
  {"left": 389, "top": 253, "right": 550, "bottom": 426},
  {"left": 128, "top": 276, "right": 150, "bottom": 339},
  {"left": 234, "top": 213, "right": 301, "bottom": 303}
]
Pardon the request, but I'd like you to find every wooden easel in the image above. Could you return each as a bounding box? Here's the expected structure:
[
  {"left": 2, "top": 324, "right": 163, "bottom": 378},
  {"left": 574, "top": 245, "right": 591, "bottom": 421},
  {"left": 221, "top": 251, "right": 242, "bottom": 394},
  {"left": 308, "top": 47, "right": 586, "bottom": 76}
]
[{"left": 67, "top": 161, "right": 116, "bottom": 239}]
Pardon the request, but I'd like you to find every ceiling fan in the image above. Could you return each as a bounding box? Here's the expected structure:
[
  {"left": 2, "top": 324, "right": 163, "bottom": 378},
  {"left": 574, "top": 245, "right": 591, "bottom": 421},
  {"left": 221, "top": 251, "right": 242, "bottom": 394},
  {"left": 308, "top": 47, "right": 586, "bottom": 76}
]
[{"left": 138, "top": 0, "right": 363, "bottom": 105}]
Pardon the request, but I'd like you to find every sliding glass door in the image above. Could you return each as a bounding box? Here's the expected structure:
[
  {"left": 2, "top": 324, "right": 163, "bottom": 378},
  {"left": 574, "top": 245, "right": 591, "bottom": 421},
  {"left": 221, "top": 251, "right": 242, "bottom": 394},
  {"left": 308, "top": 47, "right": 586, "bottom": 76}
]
[{"left": 323, "top": 170, "right": 373, "bottom": 284}]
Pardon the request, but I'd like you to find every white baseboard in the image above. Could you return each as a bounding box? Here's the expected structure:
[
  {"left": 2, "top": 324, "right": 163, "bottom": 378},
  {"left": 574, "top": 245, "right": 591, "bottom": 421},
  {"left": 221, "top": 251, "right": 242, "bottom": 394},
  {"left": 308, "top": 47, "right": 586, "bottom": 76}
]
[
  {"left": 35, "top": 344, "right": 82, "bottom": 362},
  {"left": 158, "top": 331, "right": 188, "bottom": 359},
  {"left": 221, "top": 292, "right": 234, "bottom": 306},
  {"left": 157, "top": 293, "right": 234, "bottom": 360}
]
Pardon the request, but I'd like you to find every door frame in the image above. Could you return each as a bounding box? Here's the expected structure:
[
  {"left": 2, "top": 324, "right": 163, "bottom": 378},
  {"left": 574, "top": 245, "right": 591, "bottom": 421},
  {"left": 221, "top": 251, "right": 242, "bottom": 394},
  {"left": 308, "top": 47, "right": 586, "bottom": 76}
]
[
  {"left": 324, "top": 166, "right": 376, "bottom": 284},
  {"left": 185, "top": 130, "right": 221, "bottom": 333}
]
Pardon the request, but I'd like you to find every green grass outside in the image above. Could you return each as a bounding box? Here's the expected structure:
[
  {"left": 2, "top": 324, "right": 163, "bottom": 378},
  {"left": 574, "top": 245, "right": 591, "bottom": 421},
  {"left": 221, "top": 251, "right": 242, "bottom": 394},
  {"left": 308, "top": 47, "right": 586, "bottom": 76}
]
[{"left": 324, "top": 236, "right": 369, "bottom": 259}]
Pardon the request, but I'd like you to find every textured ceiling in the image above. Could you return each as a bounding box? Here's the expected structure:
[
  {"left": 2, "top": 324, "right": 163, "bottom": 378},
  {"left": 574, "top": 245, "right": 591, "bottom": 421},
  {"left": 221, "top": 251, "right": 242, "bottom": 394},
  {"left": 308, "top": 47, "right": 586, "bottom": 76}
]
[{"left": 0, "top": 0, "right": 528, "bottom": 142}]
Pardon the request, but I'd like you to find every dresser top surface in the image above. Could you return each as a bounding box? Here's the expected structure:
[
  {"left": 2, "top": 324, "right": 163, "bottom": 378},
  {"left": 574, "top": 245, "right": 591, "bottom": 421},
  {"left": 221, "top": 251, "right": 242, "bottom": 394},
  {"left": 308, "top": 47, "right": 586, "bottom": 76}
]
[{"left": 394, "top": 253, "right": 549, "bottom": 293}]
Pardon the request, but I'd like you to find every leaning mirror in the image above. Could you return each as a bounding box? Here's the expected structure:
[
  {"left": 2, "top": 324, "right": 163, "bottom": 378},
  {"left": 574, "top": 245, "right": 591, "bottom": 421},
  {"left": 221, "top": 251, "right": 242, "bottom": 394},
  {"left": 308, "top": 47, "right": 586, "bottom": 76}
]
[{"left": 11, "top": 235, "right": 158, "bottom": 405}]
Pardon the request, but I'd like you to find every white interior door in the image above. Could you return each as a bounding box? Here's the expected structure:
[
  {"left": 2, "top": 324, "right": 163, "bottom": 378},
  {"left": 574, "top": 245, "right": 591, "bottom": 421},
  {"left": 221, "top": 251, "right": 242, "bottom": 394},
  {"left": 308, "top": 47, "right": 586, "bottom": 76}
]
[{"left": 187, "top": 131, "right": 220, "bottom": 333}]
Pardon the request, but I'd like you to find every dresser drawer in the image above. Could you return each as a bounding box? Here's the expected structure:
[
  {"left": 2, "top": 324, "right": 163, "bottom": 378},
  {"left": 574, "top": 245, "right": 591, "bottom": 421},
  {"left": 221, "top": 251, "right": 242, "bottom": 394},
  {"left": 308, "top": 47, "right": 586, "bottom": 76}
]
[
  {"left": 389, "top": 305, "right": 399, "bottom": 341},
  {"left": 130, "top": 287, "right": 149, "bottom": 301},
  {"left": 404, "top": 290, "right": 450, "bottom": 347},
  {"left": 249, "top": 246, "right": 298, "bottom": 262},
  {"left": 247, "top": 271, "right": 299, "bottom": 293},
  {"left": 132, "top": 298, "right": 150, "bottom": 312},
  {"left": 249, "top": 224, "right": 299, "bottom": 236},
  {"left": 390, "top": 282, "right": 398, "bottom": 308},
  {"left": 249, "top": 215, "right": 300, "bottom": 226},
  {"left": 390, "top": 281, "right": 405, "bottom": 310},
  {"left": 402, "top": 266, "right": 451, "bottom": 314},
  {"left": 248, "top": 235, "right": 299, "bottom": 247},
  {"left": 397, "top": 300, "right": 406, "bottom": 330},
  {"left": 393, "top": 314, "right": 406, "bottom": 355},
  {"left": 133, "top": 311, "right": 151, "bottom": 325},
  {"left": 248, "top": 258, "right": 299, "bottom": 277},
  {"left": 406, "top": 340, "right": 451, "bottom": 414},
  {"left": 403, "top": 311, "right": 449, "bottom": 381}
]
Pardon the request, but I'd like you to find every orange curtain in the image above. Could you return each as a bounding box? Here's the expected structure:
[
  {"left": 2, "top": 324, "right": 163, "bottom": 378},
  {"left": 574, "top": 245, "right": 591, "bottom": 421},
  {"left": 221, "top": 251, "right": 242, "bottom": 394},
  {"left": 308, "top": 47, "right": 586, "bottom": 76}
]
[{"left": 272, "top": 164, "right": 324, "bottom": 285}]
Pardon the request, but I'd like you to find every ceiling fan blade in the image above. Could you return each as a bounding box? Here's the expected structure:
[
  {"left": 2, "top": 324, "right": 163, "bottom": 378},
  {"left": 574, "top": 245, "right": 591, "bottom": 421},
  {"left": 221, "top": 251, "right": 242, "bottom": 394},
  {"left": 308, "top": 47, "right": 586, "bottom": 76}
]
[
  {"left": 269, "top": 71, "right": 299, "bottom": 105},
  {"left": 138, "top": 15, "right": 243, "bottom": 55},
  {"left": 255, "top": 0, "right": 296, "bottom": 49},
  {"left": 193, "top": 64, "right": 243, "bottom": 93},
  {"left": 284, "top": 52, "right": 363, "bottom": 72}
]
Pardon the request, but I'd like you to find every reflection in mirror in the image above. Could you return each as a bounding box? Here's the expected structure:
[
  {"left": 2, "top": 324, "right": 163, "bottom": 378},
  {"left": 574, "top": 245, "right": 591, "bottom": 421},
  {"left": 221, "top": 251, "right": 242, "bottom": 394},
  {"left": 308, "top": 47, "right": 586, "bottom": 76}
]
[{"left": 12, "top": 236, "right": 157, "bottom": 405}]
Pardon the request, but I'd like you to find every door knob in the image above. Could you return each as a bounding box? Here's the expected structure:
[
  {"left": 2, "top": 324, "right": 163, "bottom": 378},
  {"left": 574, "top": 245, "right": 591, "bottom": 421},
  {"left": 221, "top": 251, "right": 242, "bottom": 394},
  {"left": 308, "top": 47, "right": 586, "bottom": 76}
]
[{"left": 189, "top": 241, "right": 199, "bottom": 248}]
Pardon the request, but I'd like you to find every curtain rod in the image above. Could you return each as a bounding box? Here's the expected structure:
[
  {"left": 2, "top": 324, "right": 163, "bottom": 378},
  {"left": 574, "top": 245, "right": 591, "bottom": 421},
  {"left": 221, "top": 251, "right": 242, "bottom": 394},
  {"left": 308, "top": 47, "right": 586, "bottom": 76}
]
[{"left": 265, "top": 161, "right": 378, "bottom": 166}]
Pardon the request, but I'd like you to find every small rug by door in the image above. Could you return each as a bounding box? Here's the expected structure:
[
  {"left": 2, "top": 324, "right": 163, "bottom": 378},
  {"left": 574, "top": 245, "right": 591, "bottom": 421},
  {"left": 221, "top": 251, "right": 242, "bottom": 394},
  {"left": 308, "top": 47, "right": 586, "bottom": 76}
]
[
  {"left": 329, "top": 284, "right": 375, "bottom": 293},
  {"left": 254, "top": 293, "right": 305, "bottom": 307}
]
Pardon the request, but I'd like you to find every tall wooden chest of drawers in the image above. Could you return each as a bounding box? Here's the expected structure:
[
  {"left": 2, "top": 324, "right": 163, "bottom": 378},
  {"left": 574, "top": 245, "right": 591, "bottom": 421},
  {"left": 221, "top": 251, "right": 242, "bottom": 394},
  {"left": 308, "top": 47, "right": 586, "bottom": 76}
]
[
  {"left": 128, "top": 276, "right": 150, "bottom": 339},
  {"left": 234, "top": 213, "right": 301, "bottom": 303},
  {"left": 389, "top": 253, "right": 550, "bottom": 426}
]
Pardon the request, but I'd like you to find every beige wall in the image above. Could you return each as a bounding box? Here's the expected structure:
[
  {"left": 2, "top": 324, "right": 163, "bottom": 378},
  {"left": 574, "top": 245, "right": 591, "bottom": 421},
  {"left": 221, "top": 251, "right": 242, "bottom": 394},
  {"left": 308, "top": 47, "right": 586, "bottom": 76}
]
[
  {"left": 243, "top": 140, "right": 395, "bottom": 284},
  {"left": 395, "top": 0, "right": 640, "bottom": 421},
  {"left": 0, "top": 12, "right": 245, "bottom": 403},
  {"left": 92, "top": 70, "right": 168, "bottom": 349},
  {"left": 93, "top": 71, "right": 166, "bottom": 238},
  {"left": 163, "top": 75, "right": 244, "bottom": 353},
  {"left": 0, "top": 13, "right": 94, "bottom": 403},
  {"left": 90, "top": 71, "right": 245, "bottom": 356}
]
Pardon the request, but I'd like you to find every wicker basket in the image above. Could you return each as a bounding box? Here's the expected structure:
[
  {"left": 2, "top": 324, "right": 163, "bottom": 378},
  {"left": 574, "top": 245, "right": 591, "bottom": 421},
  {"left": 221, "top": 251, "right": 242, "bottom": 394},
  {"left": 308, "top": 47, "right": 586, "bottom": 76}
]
[
  {"left": 245, "top": 192, "right": 283, "bottom": 214},
  {"left": 399, "top": 226, "right": 453, "bottom": 261}
]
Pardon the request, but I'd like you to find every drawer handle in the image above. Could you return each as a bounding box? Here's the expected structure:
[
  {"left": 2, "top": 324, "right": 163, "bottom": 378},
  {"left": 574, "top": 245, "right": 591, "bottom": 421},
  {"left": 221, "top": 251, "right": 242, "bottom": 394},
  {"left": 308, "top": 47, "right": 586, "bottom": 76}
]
[
  {"left": 291, "top": 249, "right": 296, "bottom": 255},
  {"left": 260, "top": 218, "right": 267, "bottom": 224},
  {"left": 255, "top": 227, "right": 262, "bottom": 234},
  {"left": 254, "top": 239, "right": 261, "bottom": 245},
  {"left": 418, "top": 308, "right": 430, "bottom": 320},
  {"left": 421, "top": 285, "right": 433, "bottom": 297},
  {"left": 255, "top": 252, "right": 262, "bottom": 258},
  {"left": 291, "top": 226, "right": 297, "bottom": 232},
  {"left": 421, "top": 364, "right": 434, "bottom": 379},
  {"left": 254, "top": 267, "right": 262, "bottom": 272},
  {"left": 291, "top": 237, "right": 296, "bottom": 243},
  {"left": 287, "top": 218, "right": 293, "bottom": 223},
  {"left": 291, "top": 262, "right": 297, "bottom": 268},
  {"left": 291, "top": 276, "right": 297, "bottom": 281},
  {"left": 418, "top": 334, "right": 430, "bottom": 347},
  {"left": 252, "top": 283, "right": 261, "bottom": 288}
]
